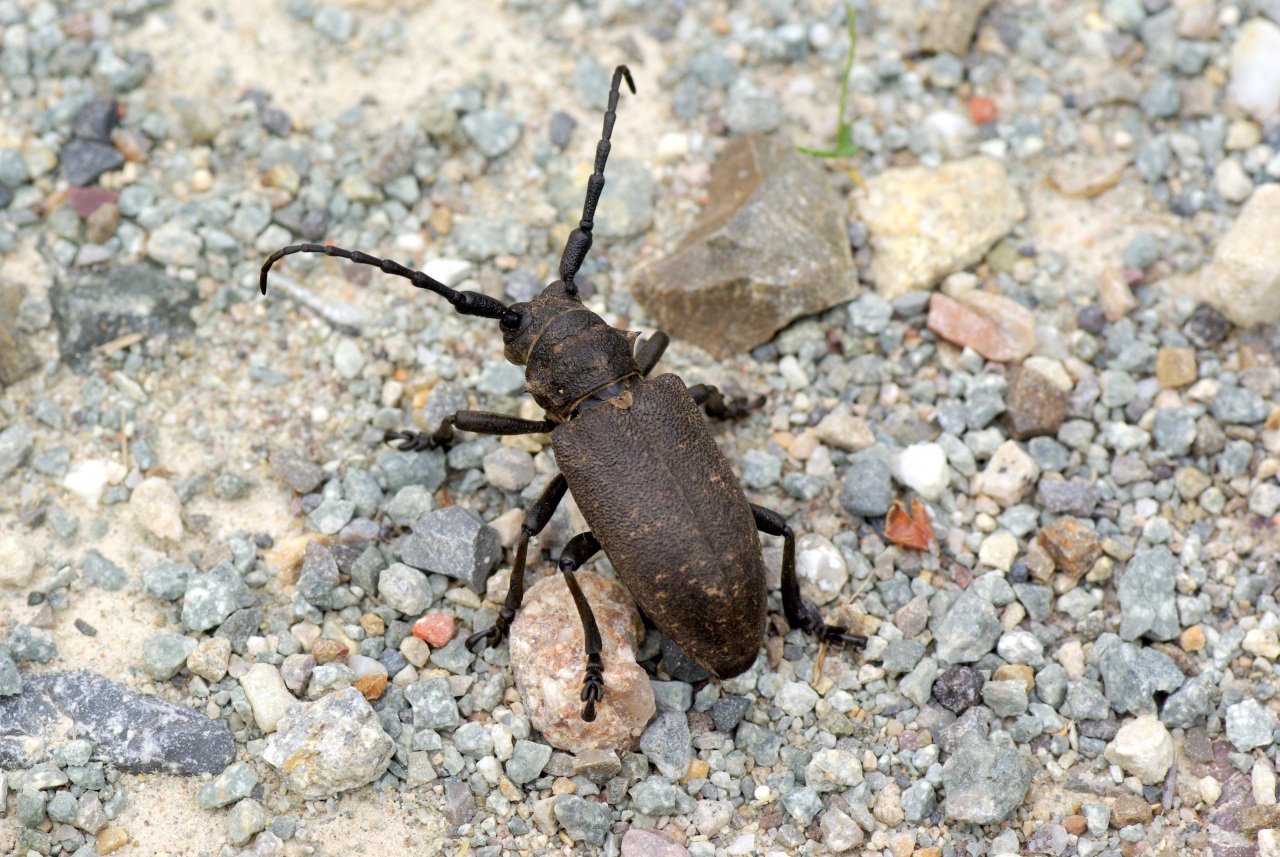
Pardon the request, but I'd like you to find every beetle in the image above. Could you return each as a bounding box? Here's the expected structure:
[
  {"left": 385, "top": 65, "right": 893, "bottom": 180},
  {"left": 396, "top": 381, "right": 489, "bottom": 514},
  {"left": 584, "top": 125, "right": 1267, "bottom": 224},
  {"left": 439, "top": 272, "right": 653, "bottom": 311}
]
[{"left": 261, "top": 65, "right": 866, "bottom": 721}]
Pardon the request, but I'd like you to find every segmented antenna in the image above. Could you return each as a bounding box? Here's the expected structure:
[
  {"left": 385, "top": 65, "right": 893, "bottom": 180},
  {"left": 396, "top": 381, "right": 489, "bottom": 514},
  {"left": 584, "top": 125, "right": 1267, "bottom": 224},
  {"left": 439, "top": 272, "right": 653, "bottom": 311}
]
[
  {"left": 557, "top": 65, "right": 635, "bottom": 293},
  {"left": 260, "top": 243, "right": 507, "bottom": 319}
]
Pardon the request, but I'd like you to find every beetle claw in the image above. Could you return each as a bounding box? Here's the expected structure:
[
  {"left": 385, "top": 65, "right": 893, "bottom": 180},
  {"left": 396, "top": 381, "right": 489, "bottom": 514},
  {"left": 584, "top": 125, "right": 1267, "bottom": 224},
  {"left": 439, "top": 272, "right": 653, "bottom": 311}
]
[
  {"left": 723, "top": 395, "right": 765, "bottom": 420},
  {"left": 821, "top": 625, "right": 868, "bottom": 648},
  {"left": 465, "top": 625, "right": 504, "bottom": 653},
  {"left": 384, "top": 430, "right": 438, "bottom": 452}
]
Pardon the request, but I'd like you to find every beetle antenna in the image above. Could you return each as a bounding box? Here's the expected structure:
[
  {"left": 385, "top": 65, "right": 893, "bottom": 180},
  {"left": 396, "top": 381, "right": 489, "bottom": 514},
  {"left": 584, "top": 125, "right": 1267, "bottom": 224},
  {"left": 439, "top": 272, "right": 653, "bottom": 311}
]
[
  {"left": 557, "top": 64, "right": 635, "bottom": 294},
  {"left": 260, "top": 243, "right": 508, "bottom": 320}
]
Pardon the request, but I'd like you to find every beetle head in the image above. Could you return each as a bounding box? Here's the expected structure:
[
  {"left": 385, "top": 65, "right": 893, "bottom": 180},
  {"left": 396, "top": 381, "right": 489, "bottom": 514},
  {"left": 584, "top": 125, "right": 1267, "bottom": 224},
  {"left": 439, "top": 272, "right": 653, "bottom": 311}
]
[{"left": 499, "top": 280, "right": 584, "bottom": 366}]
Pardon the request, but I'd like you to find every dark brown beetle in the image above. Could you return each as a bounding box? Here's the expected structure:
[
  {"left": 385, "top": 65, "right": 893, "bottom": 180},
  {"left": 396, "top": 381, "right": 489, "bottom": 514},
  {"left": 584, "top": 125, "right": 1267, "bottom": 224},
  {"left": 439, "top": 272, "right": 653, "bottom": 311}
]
[{"left": 262, "top": 66, "right": 866, "bottom": 721}]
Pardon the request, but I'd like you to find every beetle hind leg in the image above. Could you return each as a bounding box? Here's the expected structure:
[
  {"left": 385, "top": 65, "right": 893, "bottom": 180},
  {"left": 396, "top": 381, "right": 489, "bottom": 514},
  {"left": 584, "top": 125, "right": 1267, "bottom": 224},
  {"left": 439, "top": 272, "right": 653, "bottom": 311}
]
[
  {"left": 465, "top": 474, "right": 569, "bottom": 653},
  {"left": 751, "top": 504, "right": 869, "bottom": 649},
  {"left": 559, "top": 531, "right": 605, "bottom": 721}
]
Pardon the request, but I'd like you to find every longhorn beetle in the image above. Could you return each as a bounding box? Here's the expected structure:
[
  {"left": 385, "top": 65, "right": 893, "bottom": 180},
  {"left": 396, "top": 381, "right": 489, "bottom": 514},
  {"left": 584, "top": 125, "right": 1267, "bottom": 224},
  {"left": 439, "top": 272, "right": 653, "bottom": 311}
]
[{"left": 262, "top": 66, "right": 866, "bottom": 721}]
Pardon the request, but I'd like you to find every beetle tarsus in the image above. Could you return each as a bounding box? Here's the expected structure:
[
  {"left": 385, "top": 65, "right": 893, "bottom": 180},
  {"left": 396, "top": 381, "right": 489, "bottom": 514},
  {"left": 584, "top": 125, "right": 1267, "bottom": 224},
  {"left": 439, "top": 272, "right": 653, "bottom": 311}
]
[
  {"left": 384, "top": 430, "right": 439, "bottom": 452},
  {"left": 689, "top": 384, "right": 764, "bottom": 421},
  {"left": 465, "top": 621, "right": 506, "bottom": 653},
  {"left": 580, "top": 653, "right": 604, "bottom": 722}
]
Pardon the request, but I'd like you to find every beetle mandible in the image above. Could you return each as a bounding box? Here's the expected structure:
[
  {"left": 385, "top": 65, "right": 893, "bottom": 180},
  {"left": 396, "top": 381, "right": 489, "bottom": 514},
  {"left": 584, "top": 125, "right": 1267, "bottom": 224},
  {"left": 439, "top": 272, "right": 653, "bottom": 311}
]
[{"left": 261, "top": 65, "right": 867, "bottom": 721}]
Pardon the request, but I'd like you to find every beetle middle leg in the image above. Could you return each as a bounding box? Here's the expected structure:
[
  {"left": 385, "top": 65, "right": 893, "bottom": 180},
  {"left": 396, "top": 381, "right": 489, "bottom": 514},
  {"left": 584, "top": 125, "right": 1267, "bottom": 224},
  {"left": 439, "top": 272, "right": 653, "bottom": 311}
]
[
  {"left": 751, "top": 504, "right": 868, "bottom": 649},
  {"left": 465, "top": 473, "right": 568, "bottom": 653},
  {"left": 387, "top": 411, "right": 556, "bottom": 452},
  {"left": 558, "top": 531, "right": 606, "bottom": 721}
]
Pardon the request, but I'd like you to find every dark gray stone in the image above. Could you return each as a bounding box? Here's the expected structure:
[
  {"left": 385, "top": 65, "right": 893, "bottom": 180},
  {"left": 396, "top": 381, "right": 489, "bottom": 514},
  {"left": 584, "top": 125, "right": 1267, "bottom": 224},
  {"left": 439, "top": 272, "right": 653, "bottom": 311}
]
[
  {"left": 398, "top": 506, "right": 500, "bottom": 591},
  {"left": 639, "top": 711, "right": 691, "bottom": 780},
  {"left": 839, "top": 444, "right": 893, "bottom": 518},
  {"left": 60, "top": 138, "right": 124, "bottom": 186},
  {"left": 0, "top": 671, "right": 234, "bottom": 774},
  {"left": 50, "top": 264, "right": 198, "bottom": 371}
]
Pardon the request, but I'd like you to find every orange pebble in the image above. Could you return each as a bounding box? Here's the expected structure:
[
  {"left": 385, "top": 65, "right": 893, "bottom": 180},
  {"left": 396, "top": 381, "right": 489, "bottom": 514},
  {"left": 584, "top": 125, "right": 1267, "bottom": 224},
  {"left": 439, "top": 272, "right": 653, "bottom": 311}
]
[
  {"left": 969, "top": 96, "right": 997, "bottom": 125},
  {"left": 413, "top": 613, "right": 456, "bottom": 647}
]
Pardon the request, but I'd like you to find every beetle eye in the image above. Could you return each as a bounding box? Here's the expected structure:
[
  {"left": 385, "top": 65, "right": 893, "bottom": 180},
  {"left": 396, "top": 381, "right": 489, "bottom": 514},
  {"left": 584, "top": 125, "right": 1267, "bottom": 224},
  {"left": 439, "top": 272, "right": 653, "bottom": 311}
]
[{"left": 500, "top": 310, "right": 523, "bottom": 333}]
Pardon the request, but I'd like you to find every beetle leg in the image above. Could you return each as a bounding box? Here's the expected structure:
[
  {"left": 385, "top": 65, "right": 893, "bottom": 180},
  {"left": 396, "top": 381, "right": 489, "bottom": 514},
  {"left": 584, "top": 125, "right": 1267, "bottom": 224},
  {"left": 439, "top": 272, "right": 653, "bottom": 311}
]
[
  {"left": 750, "top": 504, "right": 869, "bottom": 649},
  {"left": 465, "top": 474, "right": 568, "bottom": 653},
  {"left": 688, "top": 384, "right": 765, "bottom": 421},
  {"left": 635, "top": 331, "right": 670, "bottom": 377},
  {"left": 387, "top": 412, "right": 555, "bottom": 452},
  {"left": 559, "top": 531, "right": 605, "bottom": 721}
]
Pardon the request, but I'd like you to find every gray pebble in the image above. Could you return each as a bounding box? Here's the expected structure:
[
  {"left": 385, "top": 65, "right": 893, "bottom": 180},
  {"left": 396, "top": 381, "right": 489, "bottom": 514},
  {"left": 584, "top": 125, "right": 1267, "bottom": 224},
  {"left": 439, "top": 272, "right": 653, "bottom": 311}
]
[
  {"left": 81, "top": 549, "right": 127, "bottom": 591},
  {"left": 461, "top": 110, "right": 522, "bottom": 159},
  {"left": 142, "top": 631, "right": 197, "bottom": 680},
  {"left": 406, "top": 676, "right": 459, "bottom": 731},
  {"left": 377, "top": 563, "right": 432, "bottom": 616},
  {"left": 553, "top": 793, "right": 610, "bottom": 845},
  {"left": 839, "top": 444, "right": 893, "bottom": 517},
  {"left": 639, "top": 711, "right": 691, "bottom": 780},
  {"left": 505, "top": 739, "right": 552, "bottom": 785},
  {"left": 182, "top": 561, "right": 257, "bottom": 633},
  {"left": 1117, "top": 547, "right": 1179, "bottom": 642}
]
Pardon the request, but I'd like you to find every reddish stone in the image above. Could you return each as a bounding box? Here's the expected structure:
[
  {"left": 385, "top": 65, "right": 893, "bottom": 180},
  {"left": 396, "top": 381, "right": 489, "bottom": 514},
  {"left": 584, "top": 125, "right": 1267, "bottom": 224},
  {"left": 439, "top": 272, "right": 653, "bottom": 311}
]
[
  {"left": 969, "top": 96, "right": 997, "bottom": 125},
  {"left": 310, "top": 637, "right": 348, "bottom": 665},
  {"left": 67, "top": 185, "right": 119, "bottom": 218},
  {"left": 412, "top": 613, "right": 456, "bottom": 648},
  {"left": 1037, "top": 516, "right": 1102, "bottom": 581},
  {"left": 927, "top": 292, "right": 1034, "bottom": 363},
  {"left": 1063, "top": 815, "right": 1088, "bottom": 836}
]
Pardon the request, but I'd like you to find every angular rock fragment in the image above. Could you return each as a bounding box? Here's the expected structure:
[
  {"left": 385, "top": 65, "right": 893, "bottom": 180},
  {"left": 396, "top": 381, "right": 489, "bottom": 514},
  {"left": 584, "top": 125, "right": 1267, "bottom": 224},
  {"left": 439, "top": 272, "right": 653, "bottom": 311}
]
[
  {"left": 858, "top": 157, "right": 1025, "bottom": 300},
  {"left": 632, "top": 134, "right": 857, "bottom": 358},
  {"left": 261, "top": 687, "right": 393, "bottom": 799},
  {"left": 398, "top": 506, "right": 501, "bottom": 591}
]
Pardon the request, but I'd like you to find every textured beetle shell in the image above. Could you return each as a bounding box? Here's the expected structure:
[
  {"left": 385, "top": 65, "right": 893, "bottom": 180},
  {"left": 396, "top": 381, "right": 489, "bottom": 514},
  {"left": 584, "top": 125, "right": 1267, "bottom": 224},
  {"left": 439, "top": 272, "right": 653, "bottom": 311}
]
[{"left": 552, "top": 373, "right": 767, "bottom": 678}]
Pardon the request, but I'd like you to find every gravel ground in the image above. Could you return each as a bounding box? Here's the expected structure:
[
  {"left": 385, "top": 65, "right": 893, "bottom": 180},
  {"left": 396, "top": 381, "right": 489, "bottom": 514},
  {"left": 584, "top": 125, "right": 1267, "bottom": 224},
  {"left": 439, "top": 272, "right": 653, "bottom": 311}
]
[{"left": 3, "top": 0, "right": 1280, "bottom": 856}]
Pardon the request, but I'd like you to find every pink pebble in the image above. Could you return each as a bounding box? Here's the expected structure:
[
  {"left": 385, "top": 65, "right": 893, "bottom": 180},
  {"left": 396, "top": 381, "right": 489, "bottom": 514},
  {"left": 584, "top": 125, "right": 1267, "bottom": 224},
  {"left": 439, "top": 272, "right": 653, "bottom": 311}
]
[{"left": 413, "top": 613, "right": 455, "bottom": 647}]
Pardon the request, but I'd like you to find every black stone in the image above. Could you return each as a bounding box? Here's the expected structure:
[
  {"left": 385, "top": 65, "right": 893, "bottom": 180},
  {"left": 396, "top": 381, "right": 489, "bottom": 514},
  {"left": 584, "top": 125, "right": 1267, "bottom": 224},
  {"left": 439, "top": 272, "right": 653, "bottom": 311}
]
[
  {"left": 1076, "top": 305, "right": 1105, "bottom": 334},
  {"left": 72, "top": 98, "right": 120, "bottom": 143},
  {"left": 59, "top": 139, "right": 125, "bottom": 186},
  {"left": 661, "top": 634, "right": 711, "bottom": 683},
  {"left": 1077, "top": 718, "right": 1120, "bottom": 740},
  {"left": 1183, "top": 304, "right": 1231, "bottom": 348},
  {"left": 933, "top": 665, "right": 985, "bottom": 713},
  {"left": 712, "top": 695, "right": 751, "bottom": 732},
  {"left": 50, "top": 264, "right": 199, "bottom": 371},
  {"left": 261, "top": 107, "right": 293, "bottom": 137},
  {"left": 0, "top": 671, "right": 234, "bottom": 775},
  {"left": 549, "top": 111, "right": 577, "bottom": 149}
]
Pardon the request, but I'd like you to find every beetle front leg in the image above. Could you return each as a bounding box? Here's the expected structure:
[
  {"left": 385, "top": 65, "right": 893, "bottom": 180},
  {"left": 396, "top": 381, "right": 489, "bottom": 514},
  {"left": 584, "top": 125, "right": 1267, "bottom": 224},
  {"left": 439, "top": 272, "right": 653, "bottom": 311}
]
[
  {"left": 387, "top": 411, "right": 556, "bottom": 452},
  {"left": 559, "top": 531, "right": 605, "bottom": 721},
  {"left": 751, "top": 504, "right": 868, "bottom": 649},
  {"left": 465, "top": 473, "right": 568, "bottom": 653},
  {"left": 689, "top": 384, "right": 765, "bottom": 421},
  {"left": 635, "top": 331, "right": 669, "bottom": 377}
]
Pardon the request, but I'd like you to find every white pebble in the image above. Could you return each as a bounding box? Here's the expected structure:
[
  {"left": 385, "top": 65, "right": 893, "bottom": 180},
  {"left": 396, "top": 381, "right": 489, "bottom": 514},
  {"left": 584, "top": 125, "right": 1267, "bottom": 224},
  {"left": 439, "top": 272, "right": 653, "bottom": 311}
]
[
  {"left": 63, "top": 459, "right": 125, "bottom": 507},
  {"left": 129, "top": 476, "right": 185, "bottom": 541},
  {"left": 1104, "top": 715, "right": 1174, "bottom": 784},
  {"left": 0, "top": 534, "right": 37, "bottom": 588},
  {"left": 240, "top": 663, "right": 300, "bottom": 733},
  {"left": 1229, "top": 19, "right": 1280, "bottom": 122},
  {"left": 892, "top": 442, "right": 950, "bottom": 500}
]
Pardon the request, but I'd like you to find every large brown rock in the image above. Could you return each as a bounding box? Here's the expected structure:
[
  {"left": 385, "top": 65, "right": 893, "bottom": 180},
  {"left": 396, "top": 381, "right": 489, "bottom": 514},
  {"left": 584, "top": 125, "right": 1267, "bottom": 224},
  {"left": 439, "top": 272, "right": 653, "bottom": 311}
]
[
  {"left": 632, "top": 134, "right": 857, "bottom": 359},
  {"left": 509, "top": 571, "right": 654, "bottom": 753}
]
